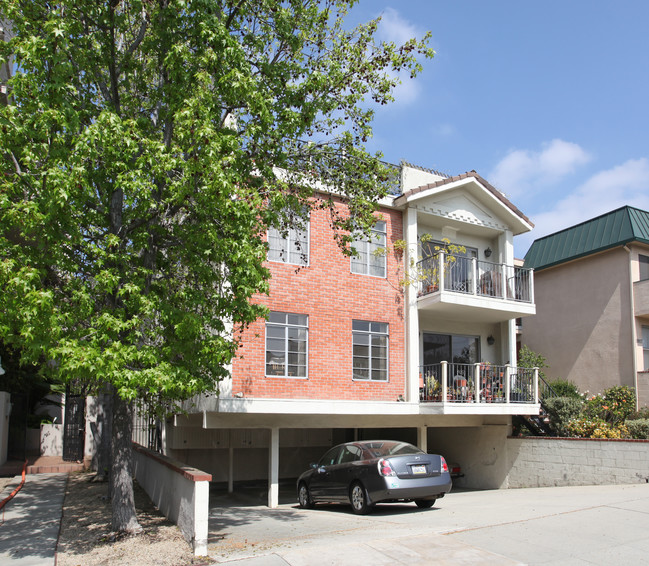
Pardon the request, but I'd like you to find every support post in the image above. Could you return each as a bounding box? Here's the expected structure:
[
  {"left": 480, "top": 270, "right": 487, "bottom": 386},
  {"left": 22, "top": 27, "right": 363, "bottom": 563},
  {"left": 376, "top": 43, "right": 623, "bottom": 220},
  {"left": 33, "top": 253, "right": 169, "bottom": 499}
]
[
  {"left": 268, "top": 427, "right": 279, "bottom": 508},
  {"left": 228, "top": 446, "right": 234, "bottom": 493},
  {"left": 417, "top": 426, "right": 427, "bottom": 453}
]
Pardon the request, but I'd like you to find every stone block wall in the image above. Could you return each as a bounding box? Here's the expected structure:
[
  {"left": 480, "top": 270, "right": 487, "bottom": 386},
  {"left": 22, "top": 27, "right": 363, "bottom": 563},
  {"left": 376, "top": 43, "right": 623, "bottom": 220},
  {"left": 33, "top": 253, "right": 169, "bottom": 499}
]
[{"left": 506, "top": 437, "right": 649, "bottom": 488}]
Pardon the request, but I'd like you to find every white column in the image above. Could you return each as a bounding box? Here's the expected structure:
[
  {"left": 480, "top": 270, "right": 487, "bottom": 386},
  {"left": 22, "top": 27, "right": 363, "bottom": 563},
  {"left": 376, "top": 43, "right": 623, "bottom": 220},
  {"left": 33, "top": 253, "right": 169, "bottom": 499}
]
[
  {"left": 405, "top": 206, "right": 420, "bottom": 402},
  {"left": 417, "top": 426, "right": 428, "bottom": 453},
  {"left": 268, "top": 427, "right": 279, "bottom": 508}
]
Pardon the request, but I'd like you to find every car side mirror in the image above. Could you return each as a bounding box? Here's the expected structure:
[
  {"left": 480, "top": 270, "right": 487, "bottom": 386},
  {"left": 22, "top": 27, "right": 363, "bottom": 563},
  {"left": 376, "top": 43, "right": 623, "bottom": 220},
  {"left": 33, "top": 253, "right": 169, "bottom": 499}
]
[{"left": 317, "top": 466, "right": 326, "bottom": 474}]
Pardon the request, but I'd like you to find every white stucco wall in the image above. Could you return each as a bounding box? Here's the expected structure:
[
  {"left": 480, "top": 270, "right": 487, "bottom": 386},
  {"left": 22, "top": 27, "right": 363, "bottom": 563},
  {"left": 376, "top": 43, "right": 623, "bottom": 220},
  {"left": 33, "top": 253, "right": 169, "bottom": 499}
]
[{"left": 132, "top": 444, "right": 211, "bottom": 556}]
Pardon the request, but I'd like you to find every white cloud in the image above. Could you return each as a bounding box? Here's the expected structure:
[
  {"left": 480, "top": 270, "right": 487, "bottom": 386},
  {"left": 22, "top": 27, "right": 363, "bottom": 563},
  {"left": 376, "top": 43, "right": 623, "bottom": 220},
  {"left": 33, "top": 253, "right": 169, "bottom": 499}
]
[
  {"left": 516, "top": 157, "right": 649, "bottom": 256},
  {"left": 491, "top": 139, "right": 591, "bottom": 197},
  {"left": 377, "top": 7, "right": 420, "bottom": 45},
  {"left": 374, "top": 8, "right": 427, "bottom": 106}
]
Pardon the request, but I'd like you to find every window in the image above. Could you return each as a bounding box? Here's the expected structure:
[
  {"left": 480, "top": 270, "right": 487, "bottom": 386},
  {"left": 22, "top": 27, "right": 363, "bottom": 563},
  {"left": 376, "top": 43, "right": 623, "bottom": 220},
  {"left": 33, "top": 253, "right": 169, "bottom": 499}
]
[
  {"left": 268, "top": 214, "right": 309, "bottom": 266},
  {"left": 351, "top": 220, "right": 386, "bottom": 277},
  {"left": 640, "top": 255, "right": 649, "bottom": 282},
  {"left": 265, "top": 312, "right": 308, "bottom": 377},
  {"left": 353, "top": 320, "right": 389, "bottom": 381},
  {"left": 643, "top": 326, "right": 649, "bottom": 371},
  {"left": 423, "top": 333, "right": 480, "bottom": 366}
]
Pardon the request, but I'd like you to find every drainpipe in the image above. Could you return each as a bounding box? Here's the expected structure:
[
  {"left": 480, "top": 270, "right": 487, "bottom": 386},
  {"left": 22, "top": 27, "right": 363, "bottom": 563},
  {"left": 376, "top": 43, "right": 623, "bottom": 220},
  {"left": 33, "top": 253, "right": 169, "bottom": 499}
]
[{"left": 623, "top": 245, "right": 639, "bottom": 410}]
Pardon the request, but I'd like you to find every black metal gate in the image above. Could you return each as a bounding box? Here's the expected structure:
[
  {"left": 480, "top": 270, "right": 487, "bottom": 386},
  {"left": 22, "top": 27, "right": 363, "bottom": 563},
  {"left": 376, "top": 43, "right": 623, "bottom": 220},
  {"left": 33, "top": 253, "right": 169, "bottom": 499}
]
[{"left": 63, "top": 386, "right": 85, "bottom": 462}]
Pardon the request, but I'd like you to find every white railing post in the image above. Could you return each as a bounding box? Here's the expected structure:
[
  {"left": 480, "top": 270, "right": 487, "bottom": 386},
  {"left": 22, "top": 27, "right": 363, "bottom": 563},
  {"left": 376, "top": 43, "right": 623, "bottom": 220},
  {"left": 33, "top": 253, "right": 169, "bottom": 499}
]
[
  {"left": 441, "top": 361, "right": 448, "bottom": 404},
  {"left": 501, "top": 263, "right": 507, "bottom": 299},
  {"left": 439, "top": 251, "right": 445, "bottom": 292},
  {"left": 529, "top": 268, "right": 535, "bottom": 304},
  {"left": 473, "top": 362, "right": 480, "bottom": 403},
  {"left": 471, "top": 257, "right": 477, "bottom": 296},
  {"left": 534, "top": 367, "right": 539, "bottom": 404},
  {"left": 505, "top": 365, "right": 511, "bottom": 404}
]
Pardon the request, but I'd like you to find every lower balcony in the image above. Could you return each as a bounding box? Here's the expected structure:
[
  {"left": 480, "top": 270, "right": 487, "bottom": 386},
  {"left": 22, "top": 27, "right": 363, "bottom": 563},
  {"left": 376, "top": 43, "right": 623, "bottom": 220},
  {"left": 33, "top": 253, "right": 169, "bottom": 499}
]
[{"left": 419, "top": 361, "right": 540, "bottom": 415}]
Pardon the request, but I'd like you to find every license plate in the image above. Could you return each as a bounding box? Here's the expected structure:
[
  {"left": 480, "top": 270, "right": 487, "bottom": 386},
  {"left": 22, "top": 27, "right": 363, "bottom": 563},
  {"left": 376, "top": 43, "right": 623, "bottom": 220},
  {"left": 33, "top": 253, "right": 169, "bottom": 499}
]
[{"left": 411, "top": 464, "right": 426, "bottom": 475}]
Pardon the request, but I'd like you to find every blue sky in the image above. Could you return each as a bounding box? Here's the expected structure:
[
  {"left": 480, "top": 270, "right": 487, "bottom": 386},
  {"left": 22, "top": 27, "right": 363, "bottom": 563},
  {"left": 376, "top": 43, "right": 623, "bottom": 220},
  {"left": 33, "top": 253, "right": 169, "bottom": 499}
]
[{"left": 349, "top": 1, "right": 649, "bottom": 256}]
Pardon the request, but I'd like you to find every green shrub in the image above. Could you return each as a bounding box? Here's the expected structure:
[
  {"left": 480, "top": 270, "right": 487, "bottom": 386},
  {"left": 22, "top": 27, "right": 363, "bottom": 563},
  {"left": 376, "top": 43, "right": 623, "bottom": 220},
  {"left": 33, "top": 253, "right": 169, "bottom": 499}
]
[
  {"left": 544, "top": 396, "right": 583, "bottom": 436},
  {"left": 518, "top": 345, "right": 548, "bottom": 382},
  {"left": 626, "top": 407, "right": 649, "bottom": 421},
  {"left": 625, "top": 419, "right": 649, "bottom": 440},
  {"left": 584, "top": 386, "right": 636, "bottom": 425},
  {"left": 548, "top": 379, "right": 581, "bottom": 399}
]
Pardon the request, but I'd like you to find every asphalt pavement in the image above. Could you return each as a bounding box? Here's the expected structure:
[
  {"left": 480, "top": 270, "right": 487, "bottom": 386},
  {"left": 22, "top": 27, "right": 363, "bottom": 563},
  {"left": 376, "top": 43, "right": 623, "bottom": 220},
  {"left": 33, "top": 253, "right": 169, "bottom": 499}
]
[
  {"left": 1, "top": 472, "right": 648, "bottom": 566},
  {"left": 208, "top": 482, "right": 649, "bottom": 565}
]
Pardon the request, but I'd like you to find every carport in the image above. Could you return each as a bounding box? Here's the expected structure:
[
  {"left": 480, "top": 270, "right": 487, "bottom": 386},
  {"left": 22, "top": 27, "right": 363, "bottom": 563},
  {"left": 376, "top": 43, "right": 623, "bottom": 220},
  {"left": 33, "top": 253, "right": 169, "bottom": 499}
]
[{"left": 167, "top": 407, "right": 513, "bottom": 507}]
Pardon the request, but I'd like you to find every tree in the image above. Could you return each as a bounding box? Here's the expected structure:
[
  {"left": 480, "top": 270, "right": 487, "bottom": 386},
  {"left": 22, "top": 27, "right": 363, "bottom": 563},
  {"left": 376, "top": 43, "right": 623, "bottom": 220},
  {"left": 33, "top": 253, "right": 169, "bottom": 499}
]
[{"left": 0, "top": 1, "right": 433, "bottom": 533}]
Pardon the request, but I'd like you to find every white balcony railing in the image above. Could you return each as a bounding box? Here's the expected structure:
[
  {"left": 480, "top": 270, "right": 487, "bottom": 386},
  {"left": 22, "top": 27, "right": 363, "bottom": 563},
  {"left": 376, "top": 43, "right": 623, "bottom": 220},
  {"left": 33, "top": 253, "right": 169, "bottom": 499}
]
[
  {"left": 419, "top": 362, "right": 539, "bottom": 405},
  {"left": 417, "top": 253, "right": 534, "bottom": 303}
]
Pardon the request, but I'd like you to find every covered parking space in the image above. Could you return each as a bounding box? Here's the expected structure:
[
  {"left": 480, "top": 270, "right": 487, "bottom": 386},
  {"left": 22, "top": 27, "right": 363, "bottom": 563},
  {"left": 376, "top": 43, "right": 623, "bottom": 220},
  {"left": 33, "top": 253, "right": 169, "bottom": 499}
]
[{"left": 165, "top": 410, "right": 513, "bottom": 507}]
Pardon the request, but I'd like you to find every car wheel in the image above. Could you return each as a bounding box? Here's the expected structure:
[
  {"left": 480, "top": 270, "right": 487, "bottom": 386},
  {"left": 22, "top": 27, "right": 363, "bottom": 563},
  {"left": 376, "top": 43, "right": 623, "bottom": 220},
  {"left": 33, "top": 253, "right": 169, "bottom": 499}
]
[
  {"left": 415, "top": 499, "right": 435, "bottom": 509},
  {"left": 298, "top": 482, "right": 314, "bottom": 509},
  {"left": 349, "top": 482, "right": 372, "bottom": 515}
]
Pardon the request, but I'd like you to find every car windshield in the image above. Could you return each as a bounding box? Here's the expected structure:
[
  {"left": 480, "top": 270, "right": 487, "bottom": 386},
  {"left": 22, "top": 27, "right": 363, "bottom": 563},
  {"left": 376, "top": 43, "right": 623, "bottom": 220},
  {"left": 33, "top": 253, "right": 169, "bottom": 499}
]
[{"left": 361, "top": 441, "right": 424, "bottom": 458}]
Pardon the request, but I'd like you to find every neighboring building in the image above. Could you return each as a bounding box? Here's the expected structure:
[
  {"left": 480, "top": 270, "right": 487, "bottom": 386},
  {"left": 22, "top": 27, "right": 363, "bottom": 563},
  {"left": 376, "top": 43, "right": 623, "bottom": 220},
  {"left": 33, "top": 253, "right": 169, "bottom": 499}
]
[
  {"left": 166, "top": 162, "right": 538, "bottom": 505},
  {"left": 523, "top": 205, "right": 649, "bottom": 408}
]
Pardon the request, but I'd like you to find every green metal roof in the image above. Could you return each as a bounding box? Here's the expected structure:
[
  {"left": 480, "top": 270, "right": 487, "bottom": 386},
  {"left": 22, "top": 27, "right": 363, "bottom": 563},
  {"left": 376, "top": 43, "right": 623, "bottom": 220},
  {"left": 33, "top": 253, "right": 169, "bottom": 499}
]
[{"left": 524, "top": 206, "right": 649, "bottom": 270}]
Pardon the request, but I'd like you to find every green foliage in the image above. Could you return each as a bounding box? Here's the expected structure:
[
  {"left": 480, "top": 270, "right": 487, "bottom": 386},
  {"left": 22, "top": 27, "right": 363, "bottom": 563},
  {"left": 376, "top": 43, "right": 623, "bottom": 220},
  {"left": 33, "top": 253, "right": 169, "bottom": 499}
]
[
  {"left": 0, "top": 0, "right": 433, "bottom": 408},
  {"left": 584, "top": 386, "right": 636, "bottom": 426},
  {"left": 547, "top": 379, "right": 581, "bottom": 399},
  {"left": 518, "top": 345, "right": 548, "bottom": 382},
  {"left": 543, "top": 396, "right": 583, "bottom": 436},
  {"left": 626, "top": 407, "right": 649, "bottom": 421},
  {"left": 625, "top": 419, "right": 649, "bottom": 440}
]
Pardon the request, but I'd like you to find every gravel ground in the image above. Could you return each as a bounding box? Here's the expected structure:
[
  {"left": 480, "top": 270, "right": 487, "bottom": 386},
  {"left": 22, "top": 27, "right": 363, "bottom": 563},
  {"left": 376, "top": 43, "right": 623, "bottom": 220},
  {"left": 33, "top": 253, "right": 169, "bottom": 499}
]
[{"left": 56, "top": 472, "right": 211, "bottom": 566}]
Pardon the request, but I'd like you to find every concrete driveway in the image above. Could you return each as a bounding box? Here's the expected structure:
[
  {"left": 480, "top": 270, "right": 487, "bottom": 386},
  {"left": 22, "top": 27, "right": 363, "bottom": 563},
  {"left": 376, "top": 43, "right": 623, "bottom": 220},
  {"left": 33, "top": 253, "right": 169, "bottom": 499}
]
[{"left": 207, "top": 482, "right": 649, "bottom": 565}]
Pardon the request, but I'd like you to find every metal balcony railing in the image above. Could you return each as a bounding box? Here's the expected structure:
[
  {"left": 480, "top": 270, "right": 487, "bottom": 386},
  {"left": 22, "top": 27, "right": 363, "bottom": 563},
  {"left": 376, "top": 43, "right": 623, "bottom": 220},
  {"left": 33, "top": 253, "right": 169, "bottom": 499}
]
[
  {"left": 419, "top": 362, "right": 539, "bottom": 404},
  {"left": 416, "top": 253, "right": 534, "bottom": 303}
]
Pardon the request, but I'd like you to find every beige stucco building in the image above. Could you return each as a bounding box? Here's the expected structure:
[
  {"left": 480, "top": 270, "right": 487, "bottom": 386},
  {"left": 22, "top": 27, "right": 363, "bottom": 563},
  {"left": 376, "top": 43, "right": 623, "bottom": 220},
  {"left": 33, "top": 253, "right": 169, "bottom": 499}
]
[{"left": 522, "top": 206, "right": 649, "bottom": 407}]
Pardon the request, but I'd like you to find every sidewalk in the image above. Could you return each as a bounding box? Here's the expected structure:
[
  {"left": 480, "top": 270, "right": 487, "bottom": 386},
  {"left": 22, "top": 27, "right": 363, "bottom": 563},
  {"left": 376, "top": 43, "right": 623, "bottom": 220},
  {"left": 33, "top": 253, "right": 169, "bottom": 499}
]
[{"left": 0, "top": 473, "right": 67, "bottom": 566}]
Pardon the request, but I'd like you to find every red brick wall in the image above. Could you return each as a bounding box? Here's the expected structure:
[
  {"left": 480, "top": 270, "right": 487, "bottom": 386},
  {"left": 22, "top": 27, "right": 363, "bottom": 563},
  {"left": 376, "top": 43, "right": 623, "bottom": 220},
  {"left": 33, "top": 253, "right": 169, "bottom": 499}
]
[{"left": 232, "top": 196, "right": 405, "bottom": 401}]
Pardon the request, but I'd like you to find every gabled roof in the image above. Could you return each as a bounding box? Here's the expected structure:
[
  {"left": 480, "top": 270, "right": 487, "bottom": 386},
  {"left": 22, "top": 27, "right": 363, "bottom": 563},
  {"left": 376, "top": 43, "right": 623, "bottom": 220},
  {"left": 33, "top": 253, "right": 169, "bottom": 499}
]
[
  {"left": 393, "top": 170, "right": 533, "bottom": 229},
  {"left": 524, "top": 206, "right": 649, "bottom": 271}
]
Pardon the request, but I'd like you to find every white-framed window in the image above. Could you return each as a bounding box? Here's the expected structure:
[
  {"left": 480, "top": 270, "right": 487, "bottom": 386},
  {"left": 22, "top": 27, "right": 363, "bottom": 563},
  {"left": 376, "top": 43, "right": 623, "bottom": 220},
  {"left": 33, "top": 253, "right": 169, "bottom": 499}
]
[
  {"left": 265, "top": 312, "right": 308, "bottom": 378},
  {"left": 643, "top": 326, "right": 649, "bottom": 371},
  {"left": 267, "top": 214, "right": 310, "bottom": 266},
  {"left": 352, "top": 320, "right": 389, "bottom": 381},
  {"left": 639, "top": 255, "right": 649, "bottom": 282},
  {"left": 351, "top": 220, "right": 387, "bottom": 277}
]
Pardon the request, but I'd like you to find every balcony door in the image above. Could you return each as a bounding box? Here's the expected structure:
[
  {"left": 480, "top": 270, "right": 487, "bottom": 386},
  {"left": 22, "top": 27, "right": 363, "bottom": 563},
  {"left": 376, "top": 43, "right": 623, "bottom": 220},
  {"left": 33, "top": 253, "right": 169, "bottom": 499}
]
[{"left": 423, "top": 332, "right": 480, "bottom": 366}]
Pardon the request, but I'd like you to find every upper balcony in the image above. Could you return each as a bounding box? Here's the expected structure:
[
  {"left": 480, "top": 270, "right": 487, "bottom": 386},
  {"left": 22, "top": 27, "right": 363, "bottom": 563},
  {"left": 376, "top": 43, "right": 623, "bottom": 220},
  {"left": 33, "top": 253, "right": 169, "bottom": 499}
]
[{"left": 415, "top": 252, "right": 535, "bottom": 323}]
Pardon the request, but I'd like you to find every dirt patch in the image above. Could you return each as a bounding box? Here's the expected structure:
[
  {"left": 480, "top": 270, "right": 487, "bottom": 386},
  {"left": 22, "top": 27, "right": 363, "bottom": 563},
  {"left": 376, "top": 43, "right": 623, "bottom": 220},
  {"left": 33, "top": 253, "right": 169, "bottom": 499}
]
[{"left": 56, "top": 472, "right": 210, "bottom": 566}]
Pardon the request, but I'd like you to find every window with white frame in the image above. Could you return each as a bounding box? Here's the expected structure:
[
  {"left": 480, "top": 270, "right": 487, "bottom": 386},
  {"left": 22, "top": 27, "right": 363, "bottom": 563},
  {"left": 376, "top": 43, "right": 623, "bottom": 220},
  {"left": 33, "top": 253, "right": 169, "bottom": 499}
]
[
  {"left": 266, "top": 312, "right": 308, "bottom": 377},
  {"left": 267, "top": 214, "right": 309, "bottom": 266},
  {"left": 643, "top": 326, "right": 649, "bottom": 371},
  {"left": 352, "top": 320, "right": 389, "bottom": 381},
  {"left": 350, "top": 220, "right": 387, "bottom": 277},
  {"left": 639, "top": 255, "right": 649, "bottom": 282}
]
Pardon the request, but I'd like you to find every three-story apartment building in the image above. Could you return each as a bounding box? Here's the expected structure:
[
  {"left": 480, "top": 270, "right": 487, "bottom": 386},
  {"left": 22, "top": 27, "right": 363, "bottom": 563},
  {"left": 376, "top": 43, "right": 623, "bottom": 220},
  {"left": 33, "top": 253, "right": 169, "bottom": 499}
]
[{"left": 166, "top": 162, "right": 538, "bottom": 505}]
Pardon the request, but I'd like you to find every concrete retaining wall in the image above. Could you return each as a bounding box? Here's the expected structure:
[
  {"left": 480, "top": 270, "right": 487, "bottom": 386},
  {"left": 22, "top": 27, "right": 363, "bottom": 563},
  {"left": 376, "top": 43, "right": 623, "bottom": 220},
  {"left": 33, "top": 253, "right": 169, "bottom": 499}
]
[
  {"left": 132, "top": 444, "right": 212, "bottom": 556},
  {"left": 506, "top": 437, "right": 649, "bottom": 488}
]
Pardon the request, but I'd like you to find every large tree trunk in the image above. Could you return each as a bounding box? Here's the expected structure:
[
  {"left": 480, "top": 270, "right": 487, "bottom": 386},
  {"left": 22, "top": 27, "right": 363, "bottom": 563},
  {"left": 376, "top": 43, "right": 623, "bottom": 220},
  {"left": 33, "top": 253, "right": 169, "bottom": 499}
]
[
  {"left": 110, "top": 391, "right": 142, "bottom": 534},
  {"left": 91, "top": 385, "right": 113, "bottom": 482}
]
